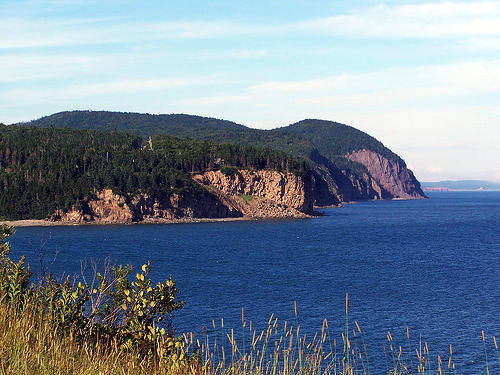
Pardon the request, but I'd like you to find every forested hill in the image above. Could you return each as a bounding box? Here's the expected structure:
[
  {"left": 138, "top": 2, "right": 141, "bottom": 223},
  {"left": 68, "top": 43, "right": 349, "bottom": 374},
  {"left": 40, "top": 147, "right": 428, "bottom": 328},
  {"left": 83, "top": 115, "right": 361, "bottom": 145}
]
[
  {"left": 19, "top": 111, "right": 398, "bottom": 162},
  {"left": 271, "top": 120, "right": 403, "bottom": 165},
  {"left": 16, "top": 110, "right": 425, "bottom": 205},
  {"left": 0, "top": 125, "right": 307, "bottom": 220},
  {"left": 19, "top": 111, "right": 249, "bottom": 140}
]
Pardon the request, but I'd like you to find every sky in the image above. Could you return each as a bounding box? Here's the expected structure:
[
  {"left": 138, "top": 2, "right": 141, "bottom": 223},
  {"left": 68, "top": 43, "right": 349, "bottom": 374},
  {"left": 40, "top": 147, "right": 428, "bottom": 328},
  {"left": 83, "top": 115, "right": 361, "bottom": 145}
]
[{"left": 1, "top": 0, "right": 499, "bottom": 182}]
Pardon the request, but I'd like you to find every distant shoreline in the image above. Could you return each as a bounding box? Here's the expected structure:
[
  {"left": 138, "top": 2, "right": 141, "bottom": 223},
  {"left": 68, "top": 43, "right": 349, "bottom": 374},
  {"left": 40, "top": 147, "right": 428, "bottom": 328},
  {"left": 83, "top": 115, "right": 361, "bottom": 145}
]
[
  {"left": 423, "top": 188, "right": 500, "bottom": 192},
  {"left": 0, "top": 215, "right": 316, "bottom": 228},
  {"left": 1, "top": 198, "right": 444, "bottom": 227}
]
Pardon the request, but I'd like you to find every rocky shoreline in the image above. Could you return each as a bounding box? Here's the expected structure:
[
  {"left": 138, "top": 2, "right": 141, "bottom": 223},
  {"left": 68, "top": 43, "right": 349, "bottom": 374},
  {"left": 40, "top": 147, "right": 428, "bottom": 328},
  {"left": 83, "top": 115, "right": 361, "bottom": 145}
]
[{"left": 0, "top": 215, "right": 313, "bottom": 228}]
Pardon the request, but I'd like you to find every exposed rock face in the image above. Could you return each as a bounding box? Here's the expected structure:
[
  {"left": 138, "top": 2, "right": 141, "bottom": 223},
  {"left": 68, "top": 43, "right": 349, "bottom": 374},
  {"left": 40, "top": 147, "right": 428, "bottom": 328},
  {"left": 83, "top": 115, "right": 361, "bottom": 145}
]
[
  {"left": 192, "top": 169, "right": 314, "bottom": 214},
  {"left": 51, "top": 189, "right": 133, "bottom": 223},
  {"left": 346, "top": 149, "right": 426, "bottom": 199},
  {"left": 308, "top": 150, "right": 390, "bottom": 205},
  {"left": 51, "top": 189, "right": 242, "bottom": 224},
  {"left": 50, "top": 169, "right": 314, "bottom": 224},
  {"left": 131, "top": 191, "right": 242, "bottom": 221}
]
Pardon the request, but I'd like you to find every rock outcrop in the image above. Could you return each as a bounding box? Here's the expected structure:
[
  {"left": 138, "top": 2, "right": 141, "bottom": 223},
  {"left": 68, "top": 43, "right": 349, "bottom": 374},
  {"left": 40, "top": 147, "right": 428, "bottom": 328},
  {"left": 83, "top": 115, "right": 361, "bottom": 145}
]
[
  {"left": 50, "top": 169, "right": 314, "bottom": 224},
  {"left": 346, "top": 149, "right": 426, "bottom": 199},
  {"left": 131, "top": 191, "right": 242, "bottom": 221},
  {"left": 51, "top": 189, "right": 243, "bottom": 224},
  {"left": 192, "top": 169, "right": 314, "bottom": 214},
  {"left": 51, "top": 189, "right": 133, "bottom": 223}
]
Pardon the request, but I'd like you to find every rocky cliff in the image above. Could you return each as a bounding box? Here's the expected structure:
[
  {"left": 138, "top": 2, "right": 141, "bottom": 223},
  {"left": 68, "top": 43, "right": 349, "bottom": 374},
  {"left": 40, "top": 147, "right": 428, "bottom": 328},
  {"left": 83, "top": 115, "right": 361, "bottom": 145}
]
[
  {"left": 51, "top": 189, "right": 242, "bottom": 224},
  {"left": 51, "top": 189, "right": 133, "bottom": 223},
  {"left": 50, "top": 169, "right": 313, "bottom": 224},
  {"left": 192, "top": 169, "right": 314, "bottom": 213},
  {"left": 346, "top": 149, "right": 426, "bottom": 199}
]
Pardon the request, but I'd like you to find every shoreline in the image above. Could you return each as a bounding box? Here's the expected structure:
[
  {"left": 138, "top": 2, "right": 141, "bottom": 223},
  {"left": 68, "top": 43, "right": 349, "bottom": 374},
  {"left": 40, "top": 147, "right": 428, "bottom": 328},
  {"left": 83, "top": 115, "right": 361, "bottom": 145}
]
[
  {"left": 0, "top": 215, "right": 314, "bottom": 228},
  {"left": 0, "top": 197, "right": 429, "bottom": 227}
]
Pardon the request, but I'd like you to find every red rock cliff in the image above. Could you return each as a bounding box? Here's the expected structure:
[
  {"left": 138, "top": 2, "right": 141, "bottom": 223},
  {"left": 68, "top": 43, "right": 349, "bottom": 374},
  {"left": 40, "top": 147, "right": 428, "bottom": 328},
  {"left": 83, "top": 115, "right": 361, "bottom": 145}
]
[
  {"left": 192, "top": 169, "right": 314, "bottom": 213},
  {"left": 50, "top": 169, "right": 314, "bottom": 224},
  {"left": 346, "top": 149, "right": 426, "bottom": 199}
]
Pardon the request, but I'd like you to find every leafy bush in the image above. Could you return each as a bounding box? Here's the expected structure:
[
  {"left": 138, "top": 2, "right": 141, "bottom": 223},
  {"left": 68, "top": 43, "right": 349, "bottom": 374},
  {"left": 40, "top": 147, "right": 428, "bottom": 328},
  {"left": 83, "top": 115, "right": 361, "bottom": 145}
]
[
  {"left": 0, "top": 225, "right": 32, "bottom": 307},
  {"left": 0, "top": 224, "right": 187, "bottom": 363}
]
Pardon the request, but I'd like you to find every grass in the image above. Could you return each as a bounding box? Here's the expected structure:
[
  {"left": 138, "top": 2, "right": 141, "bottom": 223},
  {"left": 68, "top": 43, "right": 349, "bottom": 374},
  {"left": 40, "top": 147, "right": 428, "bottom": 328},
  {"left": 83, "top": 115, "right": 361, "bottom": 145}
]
[
  {"left": 0, "top": 302, "right": 155, "bottom": 374},
  {"left": 1, "top": 293, "right": 498, "bottom": 375},
  {"left": 240, "top": 194, "right": 256, "bottom": 203}
]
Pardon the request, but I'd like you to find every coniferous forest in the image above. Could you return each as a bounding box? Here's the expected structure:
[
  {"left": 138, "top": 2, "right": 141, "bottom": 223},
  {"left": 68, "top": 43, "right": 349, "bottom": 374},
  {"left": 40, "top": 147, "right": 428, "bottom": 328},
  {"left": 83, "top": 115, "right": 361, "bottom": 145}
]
[{"left": 0, "top": 125, "right": 307, "bottom": 220}]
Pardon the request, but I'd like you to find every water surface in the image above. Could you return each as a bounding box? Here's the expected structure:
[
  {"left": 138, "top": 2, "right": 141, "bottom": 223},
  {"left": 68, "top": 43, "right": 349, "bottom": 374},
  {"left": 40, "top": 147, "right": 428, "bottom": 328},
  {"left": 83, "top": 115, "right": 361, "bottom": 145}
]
[{"left": 9, "top": 192, "right": 500, "bottom": 373}]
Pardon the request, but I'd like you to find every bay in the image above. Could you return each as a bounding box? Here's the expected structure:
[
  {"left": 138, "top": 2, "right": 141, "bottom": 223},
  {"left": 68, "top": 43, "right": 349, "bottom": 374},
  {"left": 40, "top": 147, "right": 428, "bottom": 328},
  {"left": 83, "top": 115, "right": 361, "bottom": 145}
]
[{"left": 8, "top": 191, "right": 500, "bottom": 374}]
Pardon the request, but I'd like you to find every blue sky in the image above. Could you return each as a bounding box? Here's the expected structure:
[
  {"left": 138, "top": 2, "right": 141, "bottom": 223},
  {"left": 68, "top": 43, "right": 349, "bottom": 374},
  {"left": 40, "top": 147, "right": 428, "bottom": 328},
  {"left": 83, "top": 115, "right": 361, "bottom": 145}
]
[{"left": 1, "top": 0, "right": 499, "bottom": 181}]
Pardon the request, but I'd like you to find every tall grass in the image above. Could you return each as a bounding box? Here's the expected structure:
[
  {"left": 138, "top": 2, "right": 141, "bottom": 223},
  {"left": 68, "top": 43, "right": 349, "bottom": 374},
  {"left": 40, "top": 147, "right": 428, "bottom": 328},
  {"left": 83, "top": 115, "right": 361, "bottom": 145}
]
[
  {"left": 178, "top": 294, "right": 497, "bottom": 375},
  {"left": 0, "top": 292, "right": 498, "bottom": 375}
]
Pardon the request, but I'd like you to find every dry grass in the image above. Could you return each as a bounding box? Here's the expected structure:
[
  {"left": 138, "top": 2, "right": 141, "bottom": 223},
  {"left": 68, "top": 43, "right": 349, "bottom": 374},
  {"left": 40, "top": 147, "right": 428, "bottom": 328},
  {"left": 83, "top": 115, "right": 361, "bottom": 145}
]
[{"left": 0, "top": 294, "right": 497, "bottom": 375}]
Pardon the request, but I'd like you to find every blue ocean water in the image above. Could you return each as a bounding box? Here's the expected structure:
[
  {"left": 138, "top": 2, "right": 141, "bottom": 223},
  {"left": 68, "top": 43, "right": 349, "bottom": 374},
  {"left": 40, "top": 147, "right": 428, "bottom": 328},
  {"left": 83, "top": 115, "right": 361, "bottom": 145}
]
[{"left": 7, "top": 191, "right": 500, "bottom": 374}]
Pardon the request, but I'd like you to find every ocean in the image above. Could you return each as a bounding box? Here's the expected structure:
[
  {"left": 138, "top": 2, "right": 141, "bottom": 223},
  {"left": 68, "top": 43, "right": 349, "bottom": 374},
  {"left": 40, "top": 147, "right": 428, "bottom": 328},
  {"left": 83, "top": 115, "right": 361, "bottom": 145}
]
[{"left": 8, "top": 191, "right": 500, "bottom": 374}]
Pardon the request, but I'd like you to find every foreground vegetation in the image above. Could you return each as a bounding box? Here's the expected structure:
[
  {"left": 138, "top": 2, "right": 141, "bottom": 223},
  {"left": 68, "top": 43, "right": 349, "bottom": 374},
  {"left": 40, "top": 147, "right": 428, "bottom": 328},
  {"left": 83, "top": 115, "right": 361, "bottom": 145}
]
[{"left": 1, "top": 225, "right": 497, "bottom": 375}]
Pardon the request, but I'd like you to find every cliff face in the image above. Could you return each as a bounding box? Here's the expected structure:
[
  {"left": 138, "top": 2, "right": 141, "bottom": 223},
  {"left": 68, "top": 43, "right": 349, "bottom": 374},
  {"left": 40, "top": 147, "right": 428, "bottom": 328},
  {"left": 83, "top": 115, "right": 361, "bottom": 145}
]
[
  {"left": 192, "top": 169, "right": 314, "bottom": 214},
  {"left": 51, "top": 189, "right": 243, "bottom": 224},
  {"left": 131, "top": 191, "right": 242, "bottom": 221},
  {"left": 309, "top": 150, "right": 390, "bottom": 205},
  {"left": 50, "top": 169, "right": 313, "bottom": 224},
  {"left": 51, "top": 189, "right": 133, "bottom": 223},
  {"left": 346, "top": 149, "right": 426, "bottom": 199}
]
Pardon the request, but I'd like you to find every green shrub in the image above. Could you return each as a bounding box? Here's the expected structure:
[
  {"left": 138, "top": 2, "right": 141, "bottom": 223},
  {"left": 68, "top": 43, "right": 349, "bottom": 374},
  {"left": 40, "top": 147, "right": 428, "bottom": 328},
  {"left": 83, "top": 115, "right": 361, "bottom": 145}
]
[
  {"left": 240, "top": 194, "right": 255, "bottom": 203},
  {"left": 220, "top": 166, "right": 239, "bottom": 177},
  {"left": 0, "top": 225, "right": 32, "bottom": 307},
  {"left": 0, "top": 224, "right": 187, "bottom": 362}
]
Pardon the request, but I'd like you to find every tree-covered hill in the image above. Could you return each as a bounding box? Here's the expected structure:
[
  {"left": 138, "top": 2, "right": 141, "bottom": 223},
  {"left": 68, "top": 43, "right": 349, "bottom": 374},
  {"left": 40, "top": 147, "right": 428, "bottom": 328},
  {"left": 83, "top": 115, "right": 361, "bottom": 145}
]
[
  {"left": 16, "top": 110, "right": 424, "bottom": 205},
  {"left": 20, "top": 111, "right": 248, "bottom": 139},
  {"left": 0, "top": 125, "right": 306, "bottom": 220},
  {"left": 271, "top": 119, "right": 403, "bottom": 165},
  {"left": 18, "top": 111, "right": 398, "bottom": 162}
]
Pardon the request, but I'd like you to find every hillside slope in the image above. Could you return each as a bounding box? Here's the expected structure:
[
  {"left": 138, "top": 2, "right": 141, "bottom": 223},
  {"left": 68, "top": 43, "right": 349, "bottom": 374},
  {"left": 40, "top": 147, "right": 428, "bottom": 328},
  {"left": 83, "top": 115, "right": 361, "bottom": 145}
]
[
  {"left": 18, "top": 111, "right": 426, "bottom": 204},
  {"left": 0, "top": 125, "right": 311, "bottom": 222}
]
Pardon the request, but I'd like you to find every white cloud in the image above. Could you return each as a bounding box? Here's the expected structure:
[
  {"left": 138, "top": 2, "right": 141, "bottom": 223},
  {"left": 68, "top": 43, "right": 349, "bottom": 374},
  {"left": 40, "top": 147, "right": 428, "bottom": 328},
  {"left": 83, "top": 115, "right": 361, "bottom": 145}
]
[
  {"left": 0, "top": 48, "right": 268, "bottom": 84},
  {"left": 3, "top": 2, "right": 500, "bottom": 50},
  {"left": 0, "top": 77, "right": 219, "bottom": 106},
  {"left": 461, "top": 37, "right": 500, "bottom": 51},
  {"left": 0, "top": 17, "right": 275, "bottom": 49},
  {"left": 0, "top": 54, "right": 109, "bottom": 82},
  {"left": 175, "top": 60, "right": 500, "bottom": 109},
  {"left": 299, "top": 1, "right": 500, "bottom": 38}
]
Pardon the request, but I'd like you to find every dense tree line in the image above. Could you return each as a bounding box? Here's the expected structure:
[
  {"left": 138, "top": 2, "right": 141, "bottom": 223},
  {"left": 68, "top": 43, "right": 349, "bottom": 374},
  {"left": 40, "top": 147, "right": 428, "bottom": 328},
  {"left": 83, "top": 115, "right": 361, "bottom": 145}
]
[
  {"left": 152, "top": 135, "right": 307, "bottom": 175},
  {"left": 18, "top": 110, "right": 411, "bottom": 205},
  {"left": 20, "top": 111, "right": 401, "bottom": 163},
  {"left": 0, "top": 126, "right": 307, "bottom": 220}
]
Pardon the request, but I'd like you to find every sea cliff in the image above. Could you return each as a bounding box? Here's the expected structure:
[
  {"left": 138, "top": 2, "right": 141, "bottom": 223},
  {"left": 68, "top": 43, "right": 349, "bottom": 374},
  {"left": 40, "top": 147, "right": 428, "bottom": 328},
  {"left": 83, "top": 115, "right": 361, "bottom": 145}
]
[
  {"left": 46, "top": 169, "right": 313, "bottom": 224},
  {"left": 346, "top": 149, "right": 426, "bottom": 200}
]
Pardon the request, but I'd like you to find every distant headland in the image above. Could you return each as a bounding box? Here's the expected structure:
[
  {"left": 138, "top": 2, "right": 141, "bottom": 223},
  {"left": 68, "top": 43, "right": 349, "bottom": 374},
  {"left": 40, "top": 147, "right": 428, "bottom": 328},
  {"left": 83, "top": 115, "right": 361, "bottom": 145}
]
[{"left": 1, "top": 110, "right": 426, "bottom": 224}]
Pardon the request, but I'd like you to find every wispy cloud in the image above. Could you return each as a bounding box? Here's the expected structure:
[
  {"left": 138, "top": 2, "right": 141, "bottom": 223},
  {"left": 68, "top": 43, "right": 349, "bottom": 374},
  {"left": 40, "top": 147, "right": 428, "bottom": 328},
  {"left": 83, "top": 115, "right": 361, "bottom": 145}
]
[
  {"left": 461, "top": 37, "right": 500, "bottom": 50},
  {"left": 299, "top": 1, "right": 500, "bottom": 38},
  {"left": 0, "top": 54, "right": 109, "bottom": 82},
  {"left": 174, "top": 60, "right": 500, "bottom": 109},
  {"left": 3, "top": 2, "right": 500, "bottom": 50},
  {"left": 0, "top": 17, "right": 275, "bottom": 49},
  {"left": 0, "top": 76, "right": 220, "bottom": 106}
]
